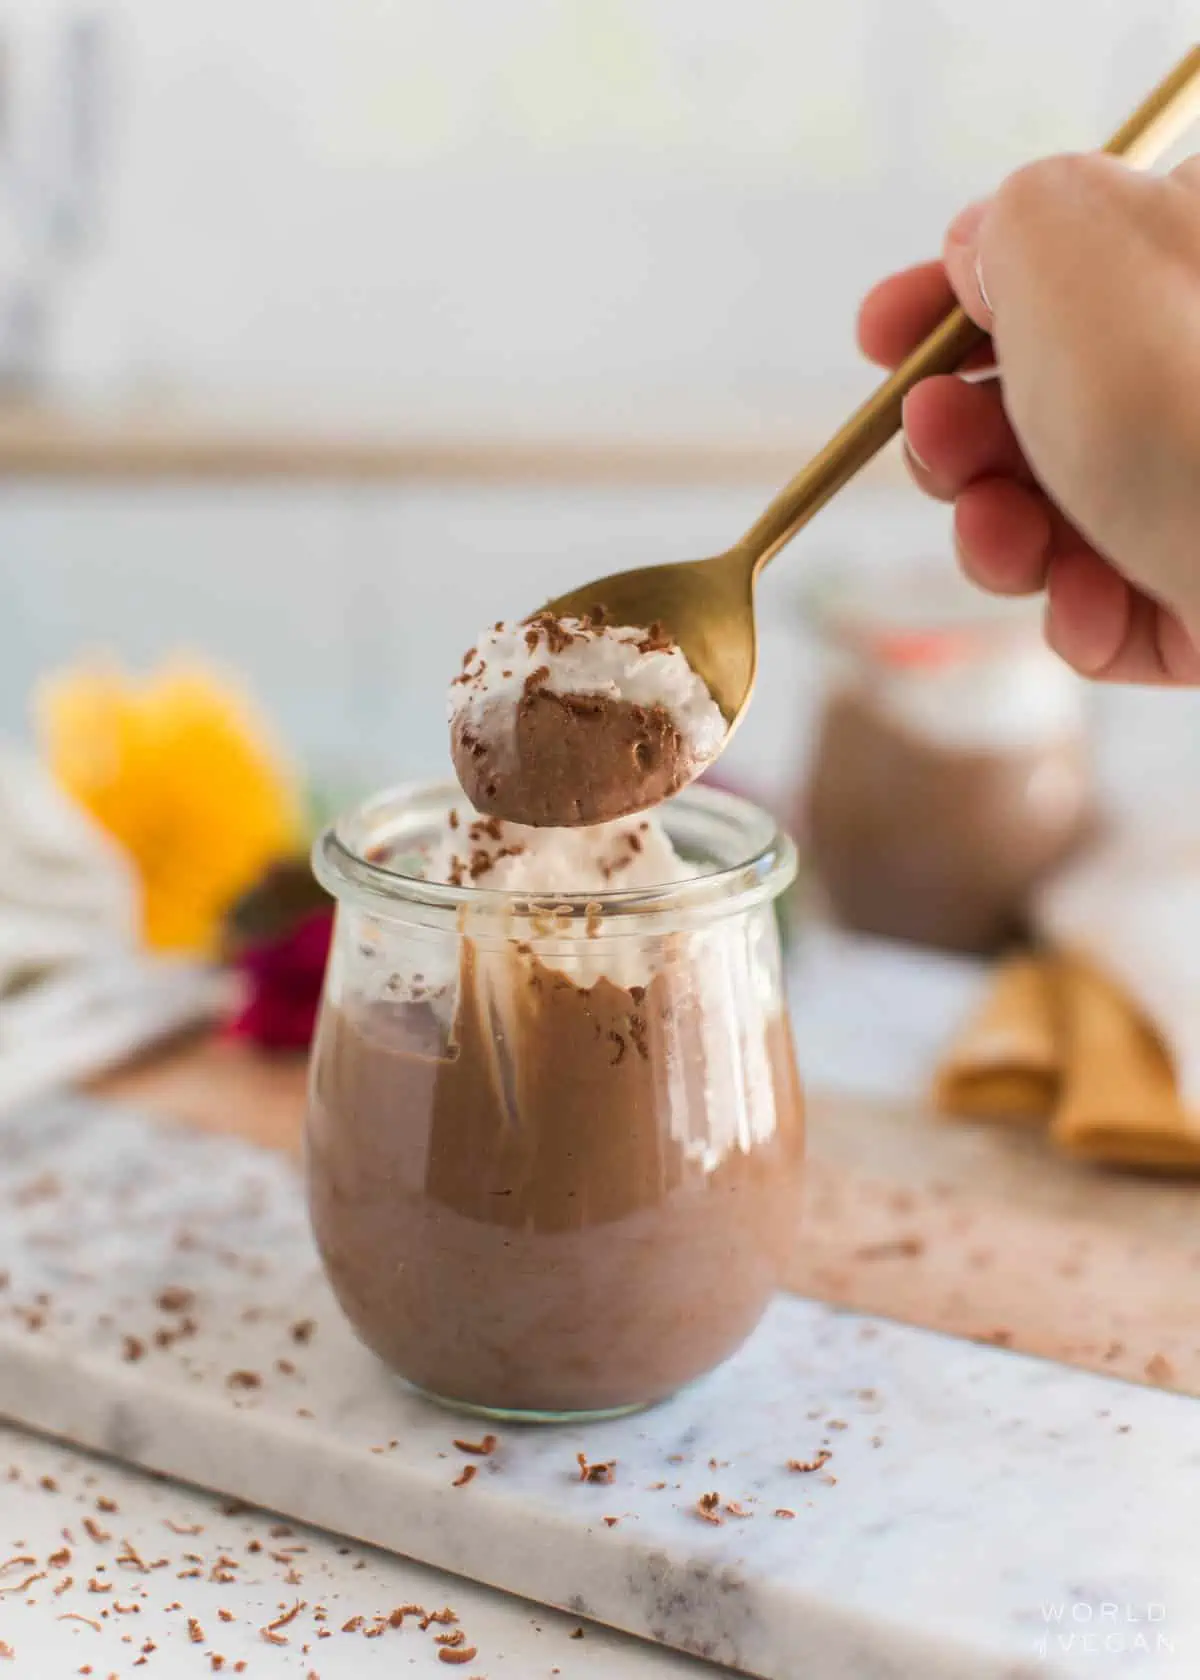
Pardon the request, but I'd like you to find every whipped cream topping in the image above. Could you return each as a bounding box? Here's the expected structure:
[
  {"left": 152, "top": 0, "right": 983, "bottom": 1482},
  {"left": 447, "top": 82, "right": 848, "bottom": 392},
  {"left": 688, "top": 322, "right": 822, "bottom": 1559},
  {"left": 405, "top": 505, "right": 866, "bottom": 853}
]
[
  {"left": 448, "top": 613, "right": 726, "bottom": 764},
  {"left": 413, "top": 796, "right": 775, "bottom": 1157},
  {"left": 424, "top": 803, "right": 693, "bottom": 896},
  {"left": 371, "top": 799, "right": 695, "bottom": 1008}
]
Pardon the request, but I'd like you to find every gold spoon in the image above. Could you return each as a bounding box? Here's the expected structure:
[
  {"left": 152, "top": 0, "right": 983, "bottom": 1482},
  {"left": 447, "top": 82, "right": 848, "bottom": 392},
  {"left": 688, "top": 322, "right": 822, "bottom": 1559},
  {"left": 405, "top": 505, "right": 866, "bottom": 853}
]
[{"left": 545, "top": 46, "right": 1200, "bottom": 738}]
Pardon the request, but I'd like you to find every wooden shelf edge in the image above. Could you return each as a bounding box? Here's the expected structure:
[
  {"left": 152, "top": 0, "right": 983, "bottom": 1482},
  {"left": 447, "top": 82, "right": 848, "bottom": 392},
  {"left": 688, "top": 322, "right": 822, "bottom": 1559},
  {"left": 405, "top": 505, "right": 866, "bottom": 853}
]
[{"left": 0, "top": 410, "right": 908, "bottom": 488}]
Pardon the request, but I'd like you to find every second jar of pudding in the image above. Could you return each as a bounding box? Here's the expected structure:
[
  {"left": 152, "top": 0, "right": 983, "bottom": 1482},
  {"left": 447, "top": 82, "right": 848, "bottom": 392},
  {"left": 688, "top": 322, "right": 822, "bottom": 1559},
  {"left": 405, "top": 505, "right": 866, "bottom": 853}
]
[
  {"left": 307, "top": 780, "right": 804, "bottom": 1421},
  {"left": 799, "top": 568, "right": 1095, "bottom": 955}
]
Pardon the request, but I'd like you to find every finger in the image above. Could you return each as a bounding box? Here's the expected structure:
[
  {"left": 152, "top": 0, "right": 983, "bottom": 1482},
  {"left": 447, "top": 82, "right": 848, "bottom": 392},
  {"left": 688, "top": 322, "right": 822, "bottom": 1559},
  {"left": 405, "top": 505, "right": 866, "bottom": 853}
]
[
  {"left": 858, "top": 263, "right": 994, "bottom": 373},
  {"left": 1153, "top": 606, "right": 1200, "bottom": 684},
  {"left": 954, "top": 477, "right": 1054, "bottom": 596},
  {"left": 1044, "top": 549, "right": 1132, "bottom": 676},
  {"left": 942, "top": 200, "right": 994, "bottom": 331},
  {"left": 1171, "top": 155, "right": 1200, "bottom": 194},
  {"left": 857, "top": 262, "right": 954, "bottom": 368},
  {"left": 1088, "top": 595, "right": 1200, "bottom": 685},
  {"left": 901, "top": 375, "right": 1026, "bottom": 500},
  {"left": 1045, "top": 550, "right": 1200, "bottom": 684}
]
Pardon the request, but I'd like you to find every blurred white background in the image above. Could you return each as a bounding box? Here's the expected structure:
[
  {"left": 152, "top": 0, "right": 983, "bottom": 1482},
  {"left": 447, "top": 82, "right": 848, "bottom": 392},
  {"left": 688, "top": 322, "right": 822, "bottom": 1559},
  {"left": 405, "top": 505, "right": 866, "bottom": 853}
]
[
  {"left": 34, "top": 0, "right": 1199, "bottom": 425},
  {"left": 0, "top": 1, "right": 1196, "bottom": 812}
]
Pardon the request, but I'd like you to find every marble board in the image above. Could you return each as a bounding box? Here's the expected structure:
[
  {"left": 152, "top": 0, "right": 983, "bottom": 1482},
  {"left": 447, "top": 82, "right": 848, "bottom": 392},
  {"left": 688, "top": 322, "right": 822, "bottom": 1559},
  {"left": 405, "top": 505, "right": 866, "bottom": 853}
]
[{"left": 1, "top": 1094, "right": 1198, "bottom": 1680}]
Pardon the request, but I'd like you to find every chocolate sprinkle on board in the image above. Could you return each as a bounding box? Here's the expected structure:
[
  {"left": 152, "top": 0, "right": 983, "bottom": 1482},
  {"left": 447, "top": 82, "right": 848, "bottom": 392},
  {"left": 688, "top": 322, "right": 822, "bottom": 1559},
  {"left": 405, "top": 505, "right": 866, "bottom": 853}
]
[
  {"left": 787, "top": 1450, "right": 832, "bottom": 1473},
  {"left": 576, "top": 1454, "right": 616, "bottom": 1485},
  {"left": 452, "top": 1435, "right": 497, "bottom": 1456},
  {"left": 155, "top": 1287, "right": 195, "bottom": 1313},
  {"left": 0, "top": 1573, "right": 45, "bottom": 1595}
]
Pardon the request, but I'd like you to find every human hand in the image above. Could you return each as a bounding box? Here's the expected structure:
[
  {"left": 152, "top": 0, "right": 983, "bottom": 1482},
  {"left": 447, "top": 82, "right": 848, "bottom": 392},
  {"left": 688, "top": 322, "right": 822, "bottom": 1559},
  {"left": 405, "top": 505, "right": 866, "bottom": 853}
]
[{"left": 859, "top": 152, "right": 1200, "bottom": 682}]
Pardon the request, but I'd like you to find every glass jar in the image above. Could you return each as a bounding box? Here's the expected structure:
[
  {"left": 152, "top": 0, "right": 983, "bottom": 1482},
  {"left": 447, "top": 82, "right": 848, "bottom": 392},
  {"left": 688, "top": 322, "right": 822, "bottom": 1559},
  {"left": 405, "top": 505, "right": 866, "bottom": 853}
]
[
  {"left": 799, "top": 565, "right": 1095, "bottom": 955},
  {"left": 307, "top": 780, "right": 804, "bottom": 1423}
]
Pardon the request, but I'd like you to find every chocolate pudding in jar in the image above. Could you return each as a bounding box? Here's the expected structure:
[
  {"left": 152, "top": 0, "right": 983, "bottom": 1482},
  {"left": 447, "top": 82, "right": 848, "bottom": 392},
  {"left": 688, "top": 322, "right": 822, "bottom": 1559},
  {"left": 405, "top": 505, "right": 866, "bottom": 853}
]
[
  {"left": 307, "top": 781, "right": 803, "bottom": 1421},
  {"left": 799, "top": 570, "right": 1094, "bottom": 954}
]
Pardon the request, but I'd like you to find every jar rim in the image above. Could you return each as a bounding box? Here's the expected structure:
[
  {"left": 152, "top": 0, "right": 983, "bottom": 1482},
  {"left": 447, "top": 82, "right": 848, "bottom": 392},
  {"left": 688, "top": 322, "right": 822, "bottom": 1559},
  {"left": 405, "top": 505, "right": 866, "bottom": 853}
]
[
  {"left": 313, "top": 779, "right": 797, "bottom": 932},
  {"left": 801, "top": 557, "right": 1043, "bottom": 669}
]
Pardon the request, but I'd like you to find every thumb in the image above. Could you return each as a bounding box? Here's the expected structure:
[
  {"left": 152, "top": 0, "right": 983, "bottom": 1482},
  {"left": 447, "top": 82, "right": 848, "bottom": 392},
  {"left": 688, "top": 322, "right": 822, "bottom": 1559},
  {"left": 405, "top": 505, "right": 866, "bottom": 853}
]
[{"left": 942, "top": 200, "right": 995, "bottom": 331}]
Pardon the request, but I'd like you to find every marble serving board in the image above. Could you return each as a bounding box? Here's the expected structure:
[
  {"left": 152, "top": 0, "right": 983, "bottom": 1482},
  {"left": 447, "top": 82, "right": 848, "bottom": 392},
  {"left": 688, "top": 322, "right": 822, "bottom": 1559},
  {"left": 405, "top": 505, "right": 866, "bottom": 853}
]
[{"left": 2, "top": 1095, "right": 1200, "bottom": 1679}]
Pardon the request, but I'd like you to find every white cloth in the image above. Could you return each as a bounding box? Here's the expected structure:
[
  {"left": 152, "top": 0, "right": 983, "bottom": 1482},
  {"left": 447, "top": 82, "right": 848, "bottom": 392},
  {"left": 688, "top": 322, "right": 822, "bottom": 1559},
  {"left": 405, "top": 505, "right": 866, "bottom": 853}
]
[
  {"left": 1035, "top": 826, "right": 1200, "bottom": 1106},
  {"left": 0, "top": 745, "right": 224, "bottom": 1114},
  {"left": 0, "top": 742, "right": 138, "bottom": 983}
]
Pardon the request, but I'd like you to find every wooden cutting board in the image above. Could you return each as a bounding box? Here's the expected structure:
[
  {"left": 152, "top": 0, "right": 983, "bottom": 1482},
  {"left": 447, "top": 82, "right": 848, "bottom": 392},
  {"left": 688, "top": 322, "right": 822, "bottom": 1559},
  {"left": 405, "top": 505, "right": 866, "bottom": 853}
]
[{"left": 92, "top": 1031, "right": 1200, "bottom": 1400}]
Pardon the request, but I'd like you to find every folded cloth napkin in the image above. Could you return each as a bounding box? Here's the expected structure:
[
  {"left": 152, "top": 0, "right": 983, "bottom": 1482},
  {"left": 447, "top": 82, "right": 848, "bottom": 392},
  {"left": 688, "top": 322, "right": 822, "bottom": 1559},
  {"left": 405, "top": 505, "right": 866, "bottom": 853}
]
[
  {"left": 935, "top": 828, "right": 1200, "bottom": 1171},
  {"left": 0, "top": 741, "right": 138, "bottom": 984},
  {"left": 933, "top": 954, "right": 1062, "bottom": 1123},
  {"left": 0, "top": 744, "right": 221, "bottom": 1112}
]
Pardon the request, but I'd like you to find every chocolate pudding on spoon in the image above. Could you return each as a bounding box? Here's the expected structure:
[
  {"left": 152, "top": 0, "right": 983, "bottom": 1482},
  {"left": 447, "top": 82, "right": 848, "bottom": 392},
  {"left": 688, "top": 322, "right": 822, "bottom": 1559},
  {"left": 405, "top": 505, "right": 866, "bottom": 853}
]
[
  {"left": 449, "top": 609, "right": 728, "bottom": 827},
  {"left": 306, "top": 614, "right": 802, "bottom": 1420}
]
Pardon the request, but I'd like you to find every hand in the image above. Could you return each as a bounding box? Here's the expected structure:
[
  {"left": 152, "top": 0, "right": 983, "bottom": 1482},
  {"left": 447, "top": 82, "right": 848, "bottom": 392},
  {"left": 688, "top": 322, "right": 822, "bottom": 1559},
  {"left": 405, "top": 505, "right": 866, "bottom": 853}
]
[{"left": 858, "top": 152, "right": 1200, "bottom": 683}]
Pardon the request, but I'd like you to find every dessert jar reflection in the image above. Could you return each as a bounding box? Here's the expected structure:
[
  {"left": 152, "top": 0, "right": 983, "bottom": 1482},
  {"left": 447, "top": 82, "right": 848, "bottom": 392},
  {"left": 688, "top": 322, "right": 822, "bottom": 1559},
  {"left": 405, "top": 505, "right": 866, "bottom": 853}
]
[
  {"left": 306, "top": 782, "right": 804, "bottom": 1422},
  {"left": 799, "top": 579, "right": 1095, "bottom": 955}
]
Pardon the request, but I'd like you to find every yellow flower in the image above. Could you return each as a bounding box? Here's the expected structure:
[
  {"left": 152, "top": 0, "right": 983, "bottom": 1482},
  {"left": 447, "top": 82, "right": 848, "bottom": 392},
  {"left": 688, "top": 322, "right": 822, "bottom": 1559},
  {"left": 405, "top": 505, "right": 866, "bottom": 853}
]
[{"left": 37, "top": 658, "right": 304, "bottom": 955}]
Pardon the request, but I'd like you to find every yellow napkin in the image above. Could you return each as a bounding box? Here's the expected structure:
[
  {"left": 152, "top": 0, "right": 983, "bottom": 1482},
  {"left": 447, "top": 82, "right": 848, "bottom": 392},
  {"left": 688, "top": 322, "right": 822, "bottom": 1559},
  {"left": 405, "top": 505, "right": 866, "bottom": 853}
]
[
  {"left": 933, "top": 955, "right": 1062, "bottom": 1121},
  {"left": 935, "top": 952, "right": 1200, "bottom": 1173},
  {"left": 1052, "top": 958, "right": 1200, "bottom": 1170}
]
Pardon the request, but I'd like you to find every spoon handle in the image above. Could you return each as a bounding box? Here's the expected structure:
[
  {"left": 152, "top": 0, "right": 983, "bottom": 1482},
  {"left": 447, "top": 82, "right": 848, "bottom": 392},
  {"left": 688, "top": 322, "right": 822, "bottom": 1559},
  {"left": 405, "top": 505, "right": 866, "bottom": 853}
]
[{"left": 738, "top": 43, "right": 1200, "bottom": 574}]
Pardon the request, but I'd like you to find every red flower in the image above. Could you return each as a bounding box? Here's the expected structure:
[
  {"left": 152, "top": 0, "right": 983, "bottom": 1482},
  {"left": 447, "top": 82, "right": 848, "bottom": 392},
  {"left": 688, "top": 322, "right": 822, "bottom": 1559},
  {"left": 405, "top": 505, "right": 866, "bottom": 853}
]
[{"left": 228, "top": 907, "right": 333, "bottom": 1052}]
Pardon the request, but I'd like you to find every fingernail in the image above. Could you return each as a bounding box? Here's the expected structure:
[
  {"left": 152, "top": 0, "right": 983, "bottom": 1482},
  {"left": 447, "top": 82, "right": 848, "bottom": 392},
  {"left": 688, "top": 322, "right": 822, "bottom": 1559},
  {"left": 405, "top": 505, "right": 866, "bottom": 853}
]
[
  {"left": 900, "top": 393, "right": 931, "bottom": 474},
  {"left": 902, "top": 431, "right": 931, "bottom": 476},
  {"left": 1043, "top": 594, "right": 1063, "bottom": 660},
  {"left": 974, "top": 250, "right": 993, "bottom": 315},
  {"left": 947, "top": 199, "right": 987, "bottom": 246}
]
